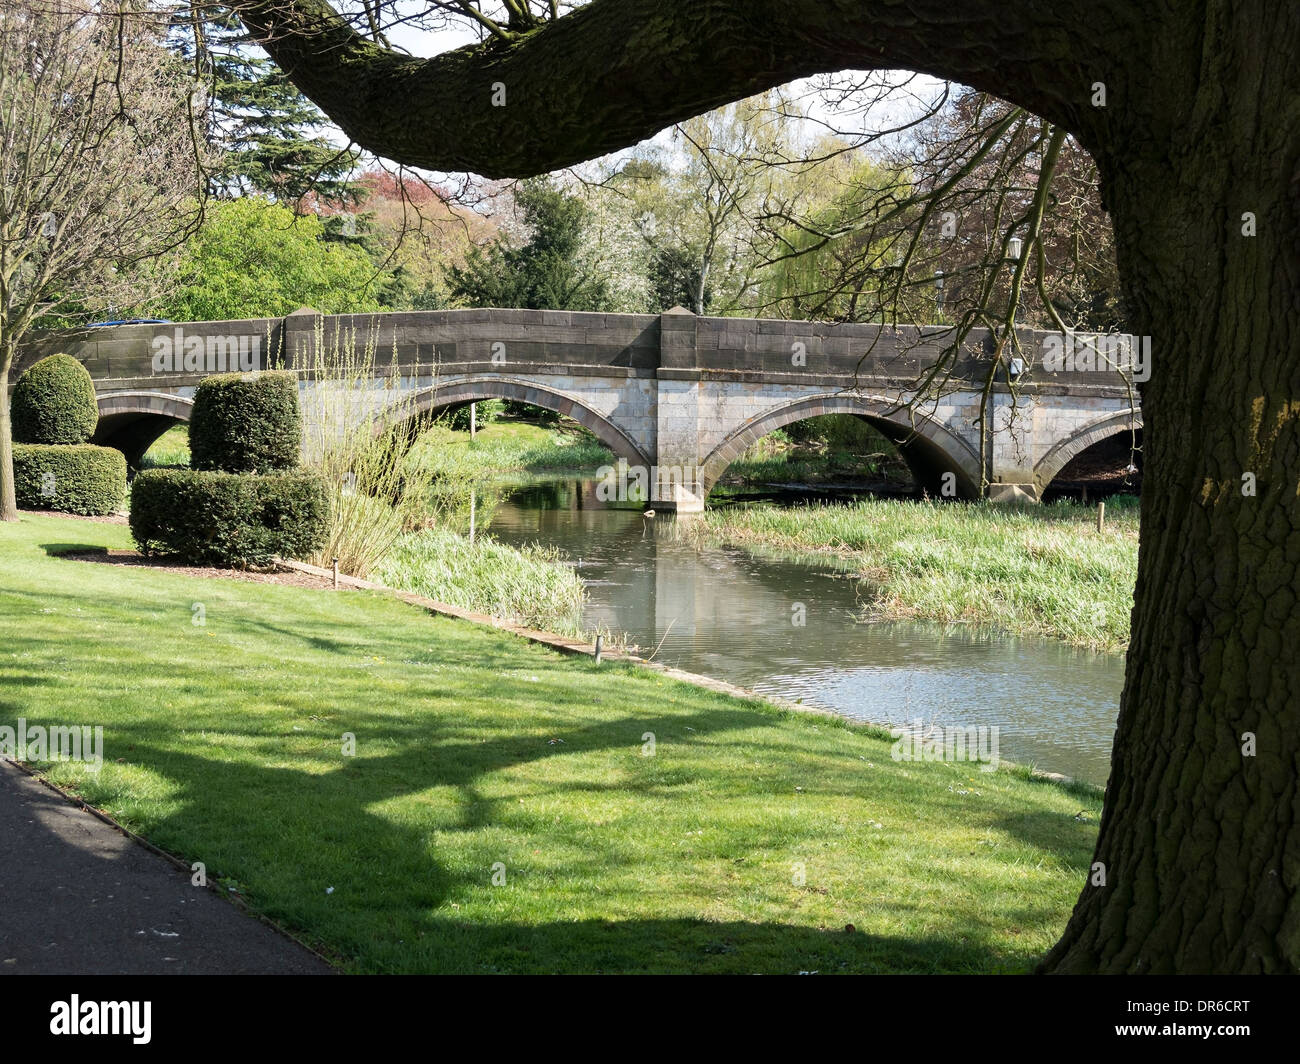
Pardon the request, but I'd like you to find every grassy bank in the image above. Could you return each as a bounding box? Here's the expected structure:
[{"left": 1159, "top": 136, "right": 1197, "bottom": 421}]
[
  {"left": 383, "top": 418, "right": 608, "bottom": 634},
  {"left": 716, "top": 415, "right": 913, "bottom": 491},
  {"left": 409, "top": 418, "right": 613, "bottom": 485},
  {"left": 2, "top": 513, "right": 1100, "bottom": 973},
  {"left": 683, "top": 496, "right": 1139, "bottom": 652},
  {"left": 140, "top": 424, "right": 191, "bottom": 469},
  {"left": 376, "top": 526, "right": 587, "bottom": 635},
  {"left": 142, "top": 424, "right": 195, "bottom": 468}
]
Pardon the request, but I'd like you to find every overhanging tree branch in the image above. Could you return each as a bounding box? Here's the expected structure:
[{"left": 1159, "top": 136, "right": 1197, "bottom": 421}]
[{"left": 230, "top": 0, "right": 1136, "bottom": 176}]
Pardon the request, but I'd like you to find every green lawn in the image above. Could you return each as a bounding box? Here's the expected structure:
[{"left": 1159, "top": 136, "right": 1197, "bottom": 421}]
[{"left": 1, "top": 512, "right": 1101, "bottom": 973}]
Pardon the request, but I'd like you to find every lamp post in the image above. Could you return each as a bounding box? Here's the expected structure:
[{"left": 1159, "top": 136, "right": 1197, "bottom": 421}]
[{"left": 1006, "top": 235, "right": 1025, "bottom": 380}]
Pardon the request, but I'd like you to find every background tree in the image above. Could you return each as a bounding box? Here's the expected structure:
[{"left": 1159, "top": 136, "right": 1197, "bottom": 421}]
[
  {"left": 232, "top": 0, "right": 1300, "bottom": 973},
  {"left": 0, "top": 0, "right": 207, "bottom": 522},
  {"left": 329, "top": 170, "right": 501, "bottom": 311},
  {"left": 448, "top": 178, "right": 611, "bottom": 311},
  {"left": 617, "top": 92, "right": 801, "bottom": 315},
  {"left": 171, "top": 6, "right": 360, "bottom": 205},
  {"left": 152, "top": 197, "right": 387, "bottom": 321}
]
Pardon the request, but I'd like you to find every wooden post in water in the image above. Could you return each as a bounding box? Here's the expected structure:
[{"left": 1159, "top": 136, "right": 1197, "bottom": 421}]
[{"left": 1097, "top": 501, "right": 1105, "bottom": 532}]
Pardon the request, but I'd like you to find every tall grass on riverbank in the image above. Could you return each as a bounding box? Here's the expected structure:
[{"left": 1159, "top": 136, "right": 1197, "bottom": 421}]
[
  {"left": 682, "top": 496, "right": 1139, "bottom": 651},
  {"left": 300, "top": 321, "right": 437, "bottom": 577},
  {"left": 376, "top": 526, "right": 588, "bottom": 635}
]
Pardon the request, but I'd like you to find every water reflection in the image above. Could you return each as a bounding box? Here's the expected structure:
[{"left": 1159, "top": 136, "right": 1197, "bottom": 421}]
[{"left": 484, "top": 477, "right": 1122, "bottom": 785}]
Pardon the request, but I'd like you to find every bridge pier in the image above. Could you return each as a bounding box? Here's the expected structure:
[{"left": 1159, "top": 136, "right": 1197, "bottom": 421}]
[
  {"left": 652, "top": 308, "right": 708, "bottom": 512},
  {"left": 985, "top": 392, "right": 1041, "bottom": 504}
]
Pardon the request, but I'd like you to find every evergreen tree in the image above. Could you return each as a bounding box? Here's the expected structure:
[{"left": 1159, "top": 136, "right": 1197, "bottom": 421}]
[
  {"left": 171, "top": 9, "right": 360, "bottom": 205},
  {"left": 448, "top": 179, "right": 611, "bottom": 311}
]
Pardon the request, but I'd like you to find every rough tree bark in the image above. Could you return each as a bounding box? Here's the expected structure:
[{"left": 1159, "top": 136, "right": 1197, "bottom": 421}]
[
  {"left": 232, "top": 0, "right": 1300, "bottom": 971},
  {"left": 1042, "top": 7, "right": 1300, "bottom": 973},
  {"left": 0, "top": 363, "right": 15, "bottom": 521}
]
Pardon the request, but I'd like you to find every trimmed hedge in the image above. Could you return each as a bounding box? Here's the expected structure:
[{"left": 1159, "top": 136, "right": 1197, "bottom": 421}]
[
  {"left": 190, "top": 372, "right": 302, "bottom": 474},
  {"left": 14, "top": 444, "right": 126, "bottom": 516},
  {"left": 11, "top": 354, "right": 99, "bottom": 444},
  {"left": 130, "top": 468, "right": 329, "bottom": 568}
]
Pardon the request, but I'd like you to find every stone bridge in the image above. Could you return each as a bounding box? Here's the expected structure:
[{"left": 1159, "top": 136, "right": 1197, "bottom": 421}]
[{"left": 18, "top": 307, "right": 1143, "bottom": 511}]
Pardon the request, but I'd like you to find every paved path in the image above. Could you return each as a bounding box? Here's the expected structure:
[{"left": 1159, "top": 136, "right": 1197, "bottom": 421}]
[{"left": 0, "top": 760, "right": 334, "bottom": 974}]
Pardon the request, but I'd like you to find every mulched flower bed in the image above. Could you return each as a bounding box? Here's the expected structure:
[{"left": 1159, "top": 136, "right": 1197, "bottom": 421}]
[{"left": 51, "top": 546, "right": 349, "bottom": 591}]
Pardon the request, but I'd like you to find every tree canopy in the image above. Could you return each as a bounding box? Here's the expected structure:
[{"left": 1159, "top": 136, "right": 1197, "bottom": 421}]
[{"left": 154, "top": 197, "right": 386, "bottom": 321}]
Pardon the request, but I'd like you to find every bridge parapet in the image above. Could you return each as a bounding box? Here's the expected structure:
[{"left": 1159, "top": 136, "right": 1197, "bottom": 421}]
[{"left": 19, "top": 308, "right": 1139, "bottom": 395}]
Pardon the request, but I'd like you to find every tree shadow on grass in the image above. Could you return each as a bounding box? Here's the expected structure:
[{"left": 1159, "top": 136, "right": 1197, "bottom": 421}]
[
  {"left": 58, "top": 698, "right": 1062, "bottom": 974},
  {"left": 381, "top": 916, "right": 1021, "bottom": 975},
  {"left": 0, "top": 566, "right": 1073, "bottom": 974},
  {"left": 993, "top": 807, "right": 1101, "bottom": 866},
  {"left": 39, "top": 542, "right": 110, "bottom": 556}
]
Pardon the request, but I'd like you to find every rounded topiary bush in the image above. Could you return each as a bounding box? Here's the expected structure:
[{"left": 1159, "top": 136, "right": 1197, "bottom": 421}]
[
  {"left": 13, "top": 444, "right": 126, "bottom": 516},
  {"left": 130, "top": 468, "right": 329, "bottom": 567},
  {"left": 10, "top": 354, "right": 98, "bottom": 444},
  {"left": 190, "top": 372, "right": 302, "bottom": 474}
]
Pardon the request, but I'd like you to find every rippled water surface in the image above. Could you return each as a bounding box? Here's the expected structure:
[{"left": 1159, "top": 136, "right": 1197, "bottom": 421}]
[{"left": 484, "top": 478, "right": 1123, "bottom": 785}]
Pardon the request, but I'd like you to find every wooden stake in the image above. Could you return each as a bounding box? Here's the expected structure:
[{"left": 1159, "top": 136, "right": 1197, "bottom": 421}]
[
  {"left": 1097, "top": 501, "right": 1105, "bottom": 532},
  {"left": 594, "top": 634, "right": 604, "bottom": 665}
]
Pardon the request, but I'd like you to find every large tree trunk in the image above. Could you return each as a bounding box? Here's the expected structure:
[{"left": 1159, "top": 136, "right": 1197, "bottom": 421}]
[
  {"left": 1043, "top": 9, "right": 1300, "bottom": 971},
  {"left": 0, "top": 363, "right": 17, "bottom": 522}
]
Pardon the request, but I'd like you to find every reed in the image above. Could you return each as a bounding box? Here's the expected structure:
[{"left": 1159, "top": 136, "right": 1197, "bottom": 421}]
[
  {"left": 682, "top": 495, "right": 1140, "bottom": 651},
  {"left": 298, "top": 318, "right": 437, "bottom": 578}
]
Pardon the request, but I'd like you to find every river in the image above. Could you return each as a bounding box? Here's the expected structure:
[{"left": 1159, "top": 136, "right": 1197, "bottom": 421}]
[{"left": 480, "top": 476, "right": 1122, "bottom": 786}]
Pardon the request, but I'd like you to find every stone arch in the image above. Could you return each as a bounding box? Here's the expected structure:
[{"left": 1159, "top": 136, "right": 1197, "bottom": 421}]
[
  {"left": 92, "top": 391, "right": 193, "bottom": 468},
  {"left": 380, "top": 376, "right": 651, "bottom": 468},
  {"left": 1034, "top": 409, "right": 1143, "bottom": 494},
  {"left": 698, "top": 393, "right": 982, "bottom": 500}
]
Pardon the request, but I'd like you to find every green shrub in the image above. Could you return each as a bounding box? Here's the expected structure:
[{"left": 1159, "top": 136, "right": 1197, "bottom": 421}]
[
  {"left": 442, "top": 399, "right": 504, "bottom": 432},
  {"left": 130, "top": 468, "right": 329, "bottom": 567},
  {"left": 13, "top": 444, "right": 126, "bottom": 515},
  {"left": 10, "top": 354, "right": 98, "bottom": 444},
  {"left": 190, "top": 372, "right": 302, "bottom": 473},
  {"left": 501, "top": 399, "right": 559, "bottom": 424}
]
